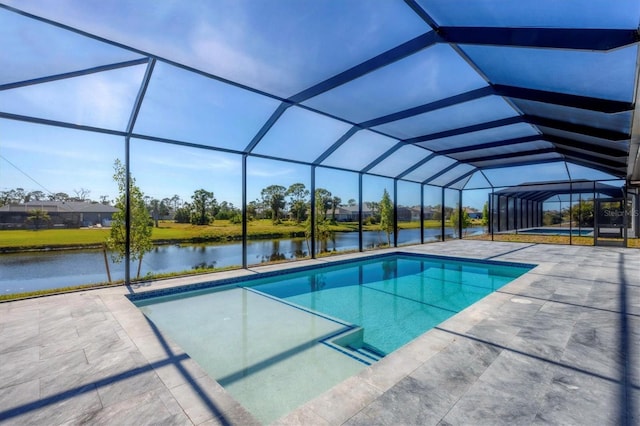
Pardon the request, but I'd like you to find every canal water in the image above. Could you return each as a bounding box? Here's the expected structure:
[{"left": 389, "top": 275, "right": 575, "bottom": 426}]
[{"left": 1, "top": 227, "right": 483, "bottom": 295}]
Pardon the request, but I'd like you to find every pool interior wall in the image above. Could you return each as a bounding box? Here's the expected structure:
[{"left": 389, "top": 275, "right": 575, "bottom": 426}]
[{"left": 130, "top": 252, "right": 534, "bottom": 423}]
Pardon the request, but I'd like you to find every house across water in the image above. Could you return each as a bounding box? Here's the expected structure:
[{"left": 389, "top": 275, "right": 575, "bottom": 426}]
[{"left": 0, "top": 201, "right": 118, "bottom": 229}]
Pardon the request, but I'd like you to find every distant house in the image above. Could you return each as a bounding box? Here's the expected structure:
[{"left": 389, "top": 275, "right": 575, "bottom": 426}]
[
  {"left": 327, "top": 205, "right": 422, "bottom": 222},
  {"left": 423, "top": 207, "right": 438, "bottom": 220},
  {"left": 0, "top": 201, "right": 118, "bottom": 229},
  {"left": 464, "top": 208, "right": 482, "bottom": 220},
  {"left": 325, "top": 205, "right": 375, "bottom": 222},
  {"left": 409, "top": 207, "right": 422, "bottom": 221},
  {"left": 397, "top": 206, "right": 412, "bottom": 222}
]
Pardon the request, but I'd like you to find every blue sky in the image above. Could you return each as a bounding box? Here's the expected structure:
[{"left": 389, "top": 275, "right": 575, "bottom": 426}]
[
  {"left": 0, "top": 1, "right": 626, "bottom": 211},
  {"left": 3, "top": 116, "right": 617, "bottom": 211}
]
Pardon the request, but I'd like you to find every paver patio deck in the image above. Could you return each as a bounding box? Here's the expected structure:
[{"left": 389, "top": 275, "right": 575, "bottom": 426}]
[{"left": 1, "top": 240, "right": 638, "bottom": 425}]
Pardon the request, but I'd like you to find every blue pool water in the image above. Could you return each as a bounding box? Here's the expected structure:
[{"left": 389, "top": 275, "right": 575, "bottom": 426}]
[
  {"left": 517, "top": 228, "right": 593, "bottom": 236},
  {"left": 248, "top": 254, "right": 532, "bottom": 355},
  {"left": 131, "top": 253, "right": 533, "bottom": 422}
]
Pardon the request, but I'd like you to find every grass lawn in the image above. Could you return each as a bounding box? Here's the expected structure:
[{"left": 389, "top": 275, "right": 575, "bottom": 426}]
[
  {"left": 3, "top": 219, "right": 636, "bottom": 251},
  {"left": 0, "top": 228, "right": 111, "bottom": 249},
  {"left": 0, "top": 219, "right": 385, "bottom": 250}
]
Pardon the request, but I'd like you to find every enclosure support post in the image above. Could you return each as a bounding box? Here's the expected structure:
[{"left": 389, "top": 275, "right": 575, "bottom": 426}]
[
  {"left": 358, "top": 173, "right": 363, "bottom": 251},
  {"left": 124, "top": 137, "right": 131, "bottom": 285},
  {"left": 393, "top": 179, "right": 398, "bottom": 247},
  {"left": 420, "top": 184, "right": 425, "bottom": 244},
  {"left": 569, "top": 181, "right": 573, "bottom": 245},
  {"left": 490, "top": 191, "right": 494, "bottom": 241},
  {"left": 242, "top": 154, "right": 247, "bottom": 269},
  {"left": 311, "top": 165, "right": 316, "bottom": 258},
  {"left": 440, "top": 187, "right": 445, "bottom": 241},
  {"left": 458, "top": 189, "right": 463, "bottom": 239}
]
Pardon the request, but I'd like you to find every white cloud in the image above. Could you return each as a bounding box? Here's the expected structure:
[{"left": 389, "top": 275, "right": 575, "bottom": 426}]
[
  {"left": 185, "top": 19, "right": 293, "bottom": 96},
  {"left": 141, "top": 150, "right": 240, "bottom": 173},
  {"left": 247, "top": 165, "right": 296, "bottom": 178}
]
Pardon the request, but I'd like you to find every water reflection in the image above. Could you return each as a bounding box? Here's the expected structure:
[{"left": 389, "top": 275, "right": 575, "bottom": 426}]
[
  {"left": 252, "top": 239, "right": 308, "bottom": 265},
  {"left": 382, "top": 258, "right": 397, "bottom": 281},
  {"left": 308, "top": 273, "right": 326, "bottom": 293},
  {"left": 193, "top": 260, "right": 217, "bottom": 270}
]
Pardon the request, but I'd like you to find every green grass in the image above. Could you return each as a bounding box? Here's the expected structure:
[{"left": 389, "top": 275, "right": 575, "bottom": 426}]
[
  {"left": 0, "top": 219, "right": 441, "bottom": 251},
  {"left": 9, "top": 218, "right": 629, "bottom": 252},
  {"left": 0, "top": 228, "right": 111, "bottom": 249}
]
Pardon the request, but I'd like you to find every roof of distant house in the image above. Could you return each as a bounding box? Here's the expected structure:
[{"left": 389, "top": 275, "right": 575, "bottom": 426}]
[{"left": 0, "top": 201, "right": 118, "bottom": 213}]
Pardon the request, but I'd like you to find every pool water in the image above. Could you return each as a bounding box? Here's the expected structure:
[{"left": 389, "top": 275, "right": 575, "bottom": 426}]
[
  {"left": 249, "top": 255, "right": 531, "bottom": 355},
  {"left": 518, "top": 228, "right": 593, "bottom": 236},
  {"left": 133, "top": 253, "right": 532, "bottom": 423}
]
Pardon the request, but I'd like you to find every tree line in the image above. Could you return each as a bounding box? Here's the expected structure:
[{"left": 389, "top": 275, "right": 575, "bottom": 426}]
[
  {"left": 0, "top": 187, "right": 98, "bottom": 205},
  {"left": 1, "top": 182, "right": 394, "bottom": 228},
  {"left": 101, "top": 160, "right": 397, "bottom": 279}
]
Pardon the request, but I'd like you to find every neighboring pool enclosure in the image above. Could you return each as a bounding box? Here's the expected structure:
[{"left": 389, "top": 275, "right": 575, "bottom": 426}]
[{"left": 1, "top": 1, "right": 639, "bottom": 294}]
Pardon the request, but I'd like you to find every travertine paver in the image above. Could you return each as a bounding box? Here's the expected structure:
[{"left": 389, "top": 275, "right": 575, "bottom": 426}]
[{"left": 0, "top": 241, "right": 638, "bottom": 425}]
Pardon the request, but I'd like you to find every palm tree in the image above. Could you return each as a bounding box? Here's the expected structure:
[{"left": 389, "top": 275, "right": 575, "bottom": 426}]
[{"left": 26, "top": 209, "right": 51, "bottom": 230}]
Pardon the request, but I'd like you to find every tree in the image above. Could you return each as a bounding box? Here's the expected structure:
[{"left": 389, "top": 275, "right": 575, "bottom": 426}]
[
  {"left": 347, "top": 198, "right": 356, "bottom": 207},
  {"left": 26, "top": 209, "right": 51, "bottom": 230},
  {"left": 543, "top": 210, "right": 562, "bottom": 226},
  {"left": 170, "top": 194, "right": 182, "bottom": 211},
  {"left": 315, "top": 188, "right": 332, "bottom": 221},
  {"left": 27, "top": 190, "right": 46, "bottom": 202},
  {"left": 246, "top": 200, "right": 259, "bottom": 220},
  {"left": 0, "top": 191, "right": 10, "bottom": 207},
  {"left": 286, "top": 183, "right": 309, "bottom": 223},
  {"left": 430, "top": 204, "right": 442, "bottom": 221},
  {"left": 13, "top": 188, "right": 26, "bottom": 203},
  {"left": 106, "top": 159, "right": 153, "bottom": 279},
  {"left": 331, "top": 196, "right": 342, "bottom": 221},
  {"left": 49, "top": 192, "right": 70, "bottom": 202},
  {"left": 304, "top": 212, "right": 332, "bottom": 254},
  {"left": 161, "top": 197, "right": 172, "bottom": 217},
  {"left": 73, "top": 188, "right": 91, "bottom": 201},
  {"left": 365, "top": 201, "right": 380, "bottom": 224},
  {"left": 571, "top": 200, "right": 594, "bottom": 227},
  {"left": 301, "top": 188, "right": 335, "bottom": 254},
  {"left": 482, "top": 201, "right": 489, "bottom": 229},
  {"left": 1, "top": 188, "right": 26, "bottom": 204},
  {"left": 174, "top": 204, "right": 192, "bottom": 223},
  {"left": 449, "top": 206, "right": 471, "bottom": 237},
  {"left": 379, "top": 189, "right": 394, "bottom": 246},
  {"left": 191, "top": 189, "right": 216, "bottom": 225},
  {"left": 215, "top": 201, "right": 240, "bottom": 220},
  {"left": 147, "top": 198, "right": 169, "bottom": 227},
  {"left": 261, "top": 185, "right": 286, "bottom": 224}
]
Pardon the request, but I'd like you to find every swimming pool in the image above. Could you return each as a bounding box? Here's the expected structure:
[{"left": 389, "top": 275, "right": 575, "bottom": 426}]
[
  {"left": 131, "top": 253, "right": 533, "bottom": 423},
  {"left": 517, "top": 228, "right": 593, "bottom": 236}
]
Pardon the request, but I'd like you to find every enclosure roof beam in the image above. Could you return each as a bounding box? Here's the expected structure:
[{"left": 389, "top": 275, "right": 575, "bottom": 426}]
[
  {"left": 289, "top": 32, "right": 440, "bottom": 103},
  {"left": 439, "top": 27, "right": 640, "bottom": 51},
  {"left": 422, "top": 162, "right": 460, "bottom": 184},
  {"left": 435, "top": 135, "right": 540, "bottom": 155},
  {"left": 493, "top": 84, "right": 634, "bottom": 114}
]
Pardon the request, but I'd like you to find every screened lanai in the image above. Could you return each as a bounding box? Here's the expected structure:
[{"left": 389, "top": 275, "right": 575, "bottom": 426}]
[
  {"left": 3, "top": 3, "right": 640, "bottom": 425},
  {"left": 1, "top": 0, "right": 640, "bottom": 292}
]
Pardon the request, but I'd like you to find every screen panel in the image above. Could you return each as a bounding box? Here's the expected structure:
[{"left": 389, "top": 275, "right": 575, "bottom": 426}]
[{"left": 303, "top": 44, "right": 488, "bottom": 123}]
